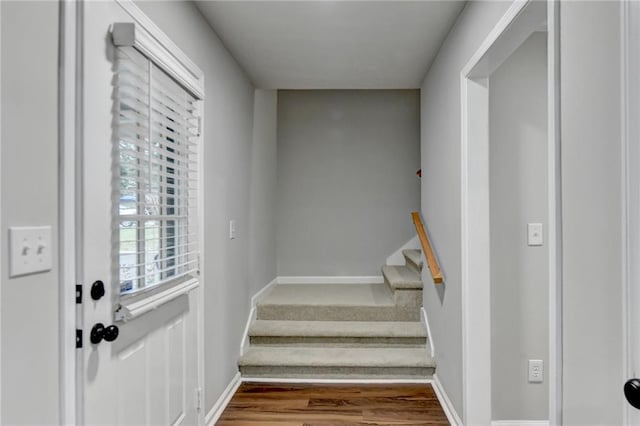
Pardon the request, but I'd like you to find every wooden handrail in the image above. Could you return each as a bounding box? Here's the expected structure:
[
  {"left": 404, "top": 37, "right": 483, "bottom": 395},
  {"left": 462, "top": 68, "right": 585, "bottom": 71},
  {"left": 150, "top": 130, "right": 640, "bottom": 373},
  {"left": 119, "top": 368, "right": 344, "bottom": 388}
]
[{"left": 411, "top": 211, "right": 444, "bottom": 284}]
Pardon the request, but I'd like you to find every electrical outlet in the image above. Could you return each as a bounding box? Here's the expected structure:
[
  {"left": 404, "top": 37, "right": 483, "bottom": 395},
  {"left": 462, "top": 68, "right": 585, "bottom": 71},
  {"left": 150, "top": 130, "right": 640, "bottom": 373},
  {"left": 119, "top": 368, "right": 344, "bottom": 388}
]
[{"left": 528, "top": 359, "right": 544, "bottom": 383}]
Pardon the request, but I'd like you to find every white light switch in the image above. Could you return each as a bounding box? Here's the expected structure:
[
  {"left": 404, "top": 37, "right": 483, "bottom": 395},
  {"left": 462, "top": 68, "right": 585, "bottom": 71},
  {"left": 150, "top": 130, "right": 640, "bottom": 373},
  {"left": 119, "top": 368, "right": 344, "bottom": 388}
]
[
  {"left": 528, "top": 359, "right": 544, "bottom": 383},
  {"left": 527, "top": 223, "right": 543, "bottom": 246},
  {"left": 229, "top": 220, "right": 236, "bottom": 240},
  {"left": 9, "top": 226, "right": 53, "bottom": 277}
]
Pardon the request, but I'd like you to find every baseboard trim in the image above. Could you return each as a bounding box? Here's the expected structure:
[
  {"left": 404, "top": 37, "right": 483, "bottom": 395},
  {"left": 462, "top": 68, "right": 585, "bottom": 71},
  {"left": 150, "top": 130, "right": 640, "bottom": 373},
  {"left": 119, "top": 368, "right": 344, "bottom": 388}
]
[
  {"left": 491, "top": 422, "right": 550, "bottom": 426},
  {"left": 251, "top": 278, "right": 278, "bottom": 306},
  {"left": 420, "top": 307, "right": 435, "bottom": 358},
  {"left": 432, "top": 374, "right": 463, "bottom": 426},
  {"left": 239, "top": 306, "right": 256, "bottom": 357},
  {"left": 241, "top": 377, "right": 435, "bottom": 384},
  {"left": 241, "top": 278, "right": 277, "bottom": 356},
  {"left": 277, "top": 276, "right": 384, "bottom": 284},
  {"left": 386, "top": 235, "right": 421, "bottom": 265},
  {"left": 205, "top": 372, "right": 242, "bottom": 426}
]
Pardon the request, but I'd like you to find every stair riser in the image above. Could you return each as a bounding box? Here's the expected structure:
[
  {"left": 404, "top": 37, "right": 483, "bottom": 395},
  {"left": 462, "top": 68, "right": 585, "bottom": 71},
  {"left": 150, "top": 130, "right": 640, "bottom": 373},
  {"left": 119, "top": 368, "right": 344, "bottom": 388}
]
[
  {"left": 239, "top": 366, "right": 435, "bottom": 379},
  {"left": 404, "top": 255, "right": 422, "bottom": 274},
  {"left": 249, "top": 336, "right": 427, "bottom": 347},
  {"left": 257, "top": 305, "right": 420, "bottom": 322},
  {"left": 383, "top": 277, "right": 423, "bottom": 291},
  {"left": 383, "top": 280, "right": 422, "bottom": 306},
  {"left": 393, "top": 290, "right": 423, "bottom": 307}
]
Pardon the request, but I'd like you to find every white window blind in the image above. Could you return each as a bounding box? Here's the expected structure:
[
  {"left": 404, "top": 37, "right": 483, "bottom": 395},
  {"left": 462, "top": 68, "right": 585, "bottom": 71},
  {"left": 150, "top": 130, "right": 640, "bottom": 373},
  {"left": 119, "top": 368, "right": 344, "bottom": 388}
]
[{"left": 115, "top": 46, "right": 200, "bottom": 295}]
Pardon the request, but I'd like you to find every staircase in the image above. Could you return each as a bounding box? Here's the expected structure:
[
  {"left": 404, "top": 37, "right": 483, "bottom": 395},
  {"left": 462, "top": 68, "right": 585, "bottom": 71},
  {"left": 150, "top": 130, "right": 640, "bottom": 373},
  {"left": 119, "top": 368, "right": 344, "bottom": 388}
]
[{"left": 238, "top": 249, "right": 435, "bottom": 379}]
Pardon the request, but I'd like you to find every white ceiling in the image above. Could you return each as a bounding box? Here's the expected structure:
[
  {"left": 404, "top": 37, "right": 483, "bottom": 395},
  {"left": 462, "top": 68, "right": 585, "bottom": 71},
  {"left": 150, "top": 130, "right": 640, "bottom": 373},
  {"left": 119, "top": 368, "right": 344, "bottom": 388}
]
[{"left": 195, "top": 1, "right": 466, "bottom": 89}]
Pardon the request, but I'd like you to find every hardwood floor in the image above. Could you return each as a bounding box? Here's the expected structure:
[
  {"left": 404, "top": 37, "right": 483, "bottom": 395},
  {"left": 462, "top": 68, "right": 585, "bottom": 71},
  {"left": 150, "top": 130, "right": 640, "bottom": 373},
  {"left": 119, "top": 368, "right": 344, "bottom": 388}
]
[{"left": 216, "top": 383, "right": 450, "bottom": 425}]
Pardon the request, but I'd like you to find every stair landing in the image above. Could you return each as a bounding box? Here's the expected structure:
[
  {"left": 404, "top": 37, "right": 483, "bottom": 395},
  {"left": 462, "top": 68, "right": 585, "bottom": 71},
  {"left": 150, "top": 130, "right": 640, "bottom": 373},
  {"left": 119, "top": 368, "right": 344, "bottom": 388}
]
[{"left": 239, "top": 250, "right": 433, "bottom": 379}]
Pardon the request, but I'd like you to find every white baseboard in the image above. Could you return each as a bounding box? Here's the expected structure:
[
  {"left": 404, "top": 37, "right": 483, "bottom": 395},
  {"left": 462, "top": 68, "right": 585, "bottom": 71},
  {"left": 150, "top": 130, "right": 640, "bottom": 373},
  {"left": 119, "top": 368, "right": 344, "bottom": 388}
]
[
  {"left": 277, "top": 276, "right": 384, "bottom": 284},
  {"left": 251, "top": 278, "right": 277, "bottom": 306},
  {"left": 239, "top": 306, "right": 256, "bottom": 357},
  {"left": 432, "top": 374, "right": 463, "bottom": 426},
  {"left": 491, "top": 422, "right": 550, "bottom": 426},
  {"left": 241, "top": 377, "right": 434, "bottom": 384},
  {"left": 205, "top": 372, "right": 242, "bottom": 426},
  {"left": 386, "top": 235, "right": 420, "bottom": 265},
  {"left": 241, "top": 278, "right": 277, "bottom": 356},
  {"left": 420, "top": 307, "right": 435, "bottom": 358}
]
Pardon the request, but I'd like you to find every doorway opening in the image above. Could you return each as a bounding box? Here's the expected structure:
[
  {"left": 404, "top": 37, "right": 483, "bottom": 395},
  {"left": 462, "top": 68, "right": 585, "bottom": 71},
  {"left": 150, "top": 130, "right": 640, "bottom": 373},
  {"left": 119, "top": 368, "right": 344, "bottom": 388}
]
[{"left": 460, "top": 1, "right": 559, "bottom": 424}]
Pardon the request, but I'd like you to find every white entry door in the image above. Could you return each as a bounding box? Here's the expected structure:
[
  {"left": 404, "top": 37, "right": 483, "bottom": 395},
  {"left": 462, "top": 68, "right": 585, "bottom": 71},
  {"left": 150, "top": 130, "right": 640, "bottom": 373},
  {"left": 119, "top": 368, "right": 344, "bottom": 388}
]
[{"left": 77, "top": 1, "right": 203, "bottom": 424}]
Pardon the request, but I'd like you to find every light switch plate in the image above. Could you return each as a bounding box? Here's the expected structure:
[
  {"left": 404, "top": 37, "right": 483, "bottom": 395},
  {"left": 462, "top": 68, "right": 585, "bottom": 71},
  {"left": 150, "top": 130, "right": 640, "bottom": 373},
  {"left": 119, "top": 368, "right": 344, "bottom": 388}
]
[
  {"left": 9, "top": 226, "right": 52, "bottom": 277},
  {"left": 527, "top": 223, "right": 543, "bottom": 246}
]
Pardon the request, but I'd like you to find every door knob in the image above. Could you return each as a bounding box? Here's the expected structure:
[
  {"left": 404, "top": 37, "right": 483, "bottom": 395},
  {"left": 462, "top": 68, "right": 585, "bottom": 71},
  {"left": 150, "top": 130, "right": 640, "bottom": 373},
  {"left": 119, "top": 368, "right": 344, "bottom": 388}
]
[
  {"left": 90, "top": 323, "right": 119, "bottom": 344},
  {"left": 103, "top": 325, "right": 119, "bottom": 342},
  {"left": 625, "top": 378, "right": 640, "bottom": 409},
  {"left": 90, "top": 280, "right": 105, "bottom": 300}
]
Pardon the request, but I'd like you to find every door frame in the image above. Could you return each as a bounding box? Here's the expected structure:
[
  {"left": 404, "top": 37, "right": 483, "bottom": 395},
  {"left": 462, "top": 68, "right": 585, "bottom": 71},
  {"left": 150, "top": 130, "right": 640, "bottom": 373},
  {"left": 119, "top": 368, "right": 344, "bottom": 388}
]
[
  {"left": 0, "top": 1, "right": 3, "bottom": 422},
  {"left": 623, "top": 1, "right": 640, "bottom": 424},
  {"left": 58, "top": 1, "right": 207, "bottom": 422},
  {"left": 59, "top": 0, "right": 80, "bottom": 423},
  {"left": 460, "top": 1, "right": 561, "bottom": 424}
]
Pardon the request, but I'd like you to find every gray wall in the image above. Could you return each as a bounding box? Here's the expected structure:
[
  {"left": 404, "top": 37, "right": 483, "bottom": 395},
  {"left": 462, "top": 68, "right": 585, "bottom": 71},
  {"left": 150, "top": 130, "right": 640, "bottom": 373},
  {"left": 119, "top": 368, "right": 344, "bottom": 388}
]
[
  {"left": 276, "top": 90, "right": 420, "bottom": 276},
  {"left": 249, "top": 90, "right": 278, "bottom": 294},
  {"left": 489, "top": 32, "right": 548, "bottom": 421},
  {"left": 419, "top": 1, "right": 512, "bottom": 414},
  {"left": 135, "top": 2, "right": 275, "bottom": 413},
  {"left": 560, "top": 2, "right": 624, "bottom": 424},
  {"left": 1, "top": 1, "right": 60, "bottom": 423}
]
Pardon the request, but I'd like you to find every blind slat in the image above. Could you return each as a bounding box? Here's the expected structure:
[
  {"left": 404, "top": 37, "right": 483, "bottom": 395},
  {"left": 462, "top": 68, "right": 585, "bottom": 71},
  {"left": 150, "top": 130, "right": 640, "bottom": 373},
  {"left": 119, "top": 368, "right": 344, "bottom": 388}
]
[{"left": 116, "top": 46, "right": 200, "bottom": 295}]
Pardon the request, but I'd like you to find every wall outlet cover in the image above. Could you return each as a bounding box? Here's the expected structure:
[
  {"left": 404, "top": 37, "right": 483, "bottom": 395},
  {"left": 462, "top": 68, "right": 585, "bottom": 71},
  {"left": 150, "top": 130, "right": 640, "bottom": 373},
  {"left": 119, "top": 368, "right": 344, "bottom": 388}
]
[{"left": 528, "top": 359, "right": 544, "bottom": 383}]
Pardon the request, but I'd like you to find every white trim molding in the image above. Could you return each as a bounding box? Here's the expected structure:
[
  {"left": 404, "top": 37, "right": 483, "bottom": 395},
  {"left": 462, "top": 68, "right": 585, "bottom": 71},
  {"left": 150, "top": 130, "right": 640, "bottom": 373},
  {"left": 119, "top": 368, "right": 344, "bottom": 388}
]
[
  {"left": 58, "top": 0, "right": 80, "bottom": 423},
  {"left": 0, "top": 1, "right": 3, "bottom": 422},
  {"left": 277, "top": 276, "right": 384, "bottom": 285},
  {"left": 112, "top": 1, "right": 204, "bottom": 100},
  {"left": 205, "top": 373, "right": 242, "bottom": 426},
  {"left": 622, "top": 1, "right": 640, "bottom": 424},
  {"left": 240, "top": 278, "right": 278, "bottom": 356},
  {"left": 386, "top": 236, "right": 420, "bottom": 266},
  {"left": 460, "top": 1, "right": 550, "bottom": 424},
  {"left": 547, "top": 0, "right": 563, "bottom": 425},
  {"left": 114, "top": 278, "right": 199, "bottom": 322},
  {"left": 491, "top": 421, "right": 550, "bottom": 426},
  {"left": 252, "top": 278, "right": 278, "bottom": 307},
  {"left": 421, "top": 307, "right": 435, "bottom": 358},
  {"left": 243, "top": 377, "right": 433, "bottom": 384},
  {"left": 432, "top": 374, "right": 463, "bottom": 426}
]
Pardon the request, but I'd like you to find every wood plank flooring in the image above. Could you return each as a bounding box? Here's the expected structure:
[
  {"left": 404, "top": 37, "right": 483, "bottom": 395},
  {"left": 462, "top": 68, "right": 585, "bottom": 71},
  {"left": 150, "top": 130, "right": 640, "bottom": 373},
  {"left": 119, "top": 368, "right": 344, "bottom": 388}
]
[{"left": 216, "top": 383, "right": 450, "bottom": 425}]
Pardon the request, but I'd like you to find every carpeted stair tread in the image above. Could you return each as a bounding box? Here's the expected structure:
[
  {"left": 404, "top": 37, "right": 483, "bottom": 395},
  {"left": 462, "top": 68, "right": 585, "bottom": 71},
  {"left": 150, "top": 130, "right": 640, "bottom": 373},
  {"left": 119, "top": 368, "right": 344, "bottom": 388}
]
[
  {"left": 403, "top": 249, "right": 423, "bottom": 271},
  {"left": 248, "top": 320, "right": 427, "bottom": 338},
  {"left": 260, "top": 283, "right": 395, "bottom": 307},
  {"left": 382, "top": 265, "right": 423, "bottom": 289},
  {"left": 239, "top": 346, "right": 435, "bottom": 369}
]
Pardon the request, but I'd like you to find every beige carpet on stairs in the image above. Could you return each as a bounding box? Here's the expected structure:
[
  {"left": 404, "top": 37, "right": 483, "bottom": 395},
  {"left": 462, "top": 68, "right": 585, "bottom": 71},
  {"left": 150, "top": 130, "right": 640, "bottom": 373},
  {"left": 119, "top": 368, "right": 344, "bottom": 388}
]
[{"left": 238, "top": 249, "right": 435, "bottom": 379}]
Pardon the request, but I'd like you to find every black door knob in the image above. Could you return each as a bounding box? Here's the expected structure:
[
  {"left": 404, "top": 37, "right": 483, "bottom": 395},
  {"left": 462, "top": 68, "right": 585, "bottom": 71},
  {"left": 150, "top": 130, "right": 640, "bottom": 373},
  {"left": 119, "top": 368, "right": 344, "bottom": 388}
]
[
  {"left": 103, "top": 325, "right": 119, "bottom": 342},
  {"left": 90, "top": 323, "right": 105, "bottom": 344},
  {"left": 625, "top": 378, "right": 640, "bottom": 409},
  {"left": 90, "top": 323, "right": 119, "bottom": 344},
  {"left": 90, "top": 280, "right": 105, "bottom": 301}
]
